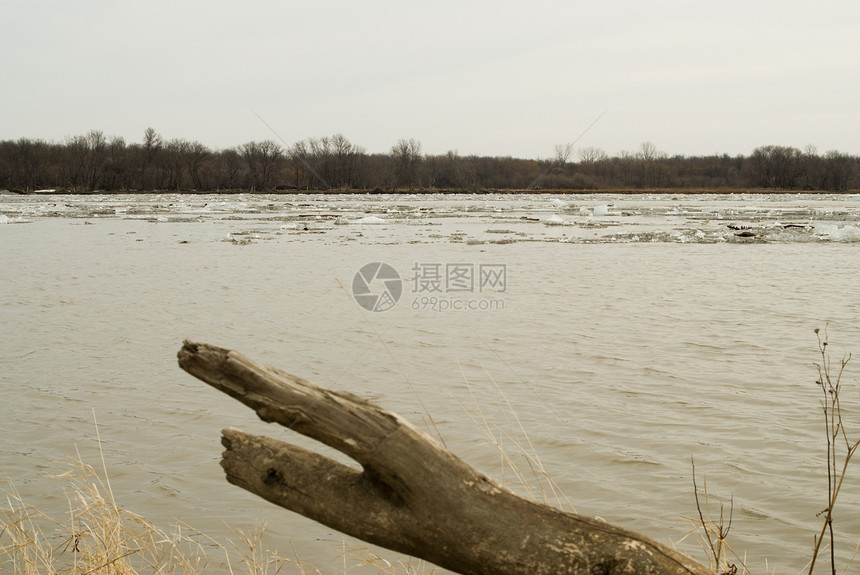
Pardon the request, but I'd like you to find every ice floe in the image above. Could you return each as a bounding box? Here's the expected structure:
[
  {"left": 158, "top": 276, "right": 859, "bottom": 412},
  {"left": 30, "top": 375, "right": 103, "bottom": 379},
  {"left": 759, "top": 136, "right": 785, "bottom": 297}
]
[
  {"left": 1, "top": 192, "right": 858, "bottom": 244},
  {"left": 353, "top": 215, "right": 387, "bottom": 224}
]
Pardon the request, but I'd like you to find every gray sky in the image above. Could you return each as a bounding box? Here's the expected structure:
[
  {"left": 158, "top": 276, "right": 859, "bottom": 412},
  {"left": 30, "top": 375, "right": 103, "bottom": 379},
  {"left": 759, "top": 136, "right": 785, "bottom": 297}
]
[{"left": 2, "top": 0, "right": 858, "bottom": 158}]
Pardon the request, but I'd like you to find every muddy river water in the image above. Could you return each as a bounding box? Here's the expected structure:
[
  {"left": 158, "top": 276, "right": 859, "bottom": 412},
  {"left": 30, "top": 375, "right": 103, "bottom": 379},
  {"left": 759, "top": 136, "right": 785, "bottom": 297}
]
[{"left": 2, "top": 192, "right": 860, "bottom": 573}]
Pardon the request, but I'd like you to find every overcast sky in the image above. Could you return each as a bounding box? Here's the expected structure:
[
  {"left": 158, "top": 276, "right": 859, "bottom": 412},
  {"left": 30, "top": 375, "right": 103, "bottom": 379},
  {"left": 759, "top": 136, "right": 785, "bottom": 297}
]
[{"left": 2, "top": 1, "right": 858, "bottom": 158}]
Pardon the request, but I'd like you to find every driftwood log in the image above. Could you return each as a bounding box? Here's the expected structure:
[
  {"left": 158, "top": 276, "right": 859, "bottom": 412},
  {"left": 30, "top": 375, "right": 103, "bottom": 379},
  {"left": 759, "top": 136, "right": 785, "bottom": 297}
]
[{"left": 177, "top": 340, "right": 713, "bottom": 575}]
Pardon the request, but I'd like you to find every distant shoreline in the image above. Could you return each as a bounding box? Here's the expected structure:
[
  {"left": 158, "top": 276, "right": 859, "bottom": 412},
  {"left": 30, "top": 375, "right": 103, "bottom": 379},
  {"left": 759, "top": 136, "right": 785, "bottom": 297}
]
[{"left": 5, "top": 187, "right": 858, "bottom": 196}]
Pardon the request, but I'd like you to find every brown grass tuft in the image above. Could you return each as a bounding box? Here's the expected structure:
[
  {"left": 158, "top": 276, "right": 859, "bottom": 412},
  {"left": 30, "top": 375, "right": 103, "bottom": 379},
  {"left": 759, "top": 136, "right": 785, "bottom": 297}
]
[{"left": 1, "top": 458, "right": 210, "bottom": 574}]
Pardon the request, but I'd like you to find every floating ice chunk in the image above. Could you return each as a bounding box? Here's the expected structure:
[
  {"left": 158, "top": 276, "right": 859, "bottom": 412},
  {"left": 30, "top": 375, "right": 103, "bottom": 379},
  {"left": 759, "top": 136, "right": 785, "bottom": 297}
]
[
  {"left": 543, "top": 214, "right": 568, "bottom": 226},
  {"left": 334, "top": 216, "right": 349, "bottom": 225},
  {"left": 548, "top": 198, "right": 567, "bottom": 209},
  {"left": 354, "top": 216, "right": 387, "bottom": 224},
  {"left": 579, "top": 206, "right": 591, "bottom": 216},
  {"left": 815, "top": 223, "right": 860, "bottom": 241},
  {"left": 592, "top": 204, "right": 609, "bottom": 217},
  {"left": 0, "top": 214, "right": 29, "bottom": 224}
]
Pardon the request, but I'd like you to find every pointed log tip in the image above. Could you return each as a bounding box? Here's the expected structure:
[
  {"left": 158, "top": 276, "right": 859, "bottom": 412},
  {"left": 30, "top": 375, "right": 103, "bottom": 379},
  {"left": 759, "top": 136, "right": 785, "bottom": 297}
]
[
  {"left": 221, "top": 426, "right": 245, "bottom": 448},
  {"left": 177, "top": 340, "right": 200, "bottom": 365},
  {"left": 177, "top": 340, "right": 235, "bottom": 372},
  {"left": 182, "top": 339, "right": 200, "bottom": 352}
]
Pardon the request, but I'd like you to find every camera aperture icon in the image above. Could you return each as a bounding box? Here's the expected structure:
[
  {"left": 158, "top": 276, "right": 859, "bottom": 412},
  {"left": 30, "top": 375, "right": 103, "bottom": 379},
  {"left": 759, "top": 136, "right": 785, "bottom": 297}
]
[{"left": 352, "top": 262, "right": 402, "bottom": 312}]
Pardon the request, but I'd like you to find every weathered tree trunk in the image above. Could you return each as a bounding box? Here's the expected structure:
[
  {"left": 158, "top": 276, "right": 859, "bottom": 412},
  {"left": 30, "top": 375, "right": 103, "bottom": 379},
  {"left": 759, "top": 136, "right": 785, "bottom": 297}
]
[{"left": 177, "top": 340, "right": 713, "bottom": 575}]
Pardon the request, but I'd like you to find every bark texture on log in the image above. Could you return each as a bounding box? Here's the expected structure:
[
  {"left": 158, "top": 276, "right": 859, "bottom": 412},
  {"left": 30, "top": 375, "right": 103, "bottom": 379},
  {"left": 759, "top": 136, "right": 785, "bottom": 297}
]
[{"left": 178, "top": 340, "right": 713, "bottom": 575}]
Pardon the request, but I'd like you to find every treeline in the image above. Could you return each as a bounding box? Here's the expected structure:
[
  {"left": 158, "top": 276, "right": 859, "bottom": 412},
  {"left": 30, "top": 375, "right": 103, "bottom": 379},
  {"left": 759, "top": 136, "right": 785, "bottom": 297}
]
[{"left": 1, "top": 129, "right": 857, "bottom": 193}]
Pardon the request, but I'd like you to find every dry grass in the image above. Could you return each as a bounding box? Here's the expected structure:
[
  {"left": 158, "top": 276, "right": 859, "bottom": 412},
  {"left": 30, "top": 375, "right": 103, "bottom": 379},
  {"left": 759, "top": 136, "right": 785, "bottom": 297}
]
[
  {"left": 678, "top": 460, "right": 749, "bottom": 575},
  {"left": 807, "top": 328, "right": 859, "bottom": 575},
  {"left": 1, "top": 457, "right": 210, "bottom": 574},
  {"left": 451, "top": 365, "right": 575, "bottom": 513},
  {"left": 1, "top": 452, "right": 441, "bottom": 575}
]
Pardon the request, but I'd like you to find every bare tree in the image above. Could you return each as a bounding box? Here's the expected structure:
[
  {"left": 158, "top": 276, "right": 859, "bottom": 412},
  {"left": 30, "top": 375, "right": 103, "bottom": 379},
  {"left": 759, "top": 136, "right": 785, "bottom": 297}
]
[
  {"left": 448, "top": 151, "right": 482, "bottom": 192},
  {"left": 330, "top": 133, "right": 361, "bottom": 189},
  {"left": 616, "top": 150, "right": 638, "bottom": 187},
  {"left": 4, "top": 138, "right": 50, "bottom": 191},
  {"left": 635, "top": 142, "right": 672, "bottom": 188},
  {"left": 240, "top": 140, "right": 284, "bottom": 191},
  {"left": 553, "top": 142, "right": 574, "bottom": 166},
  {"left": 744, "top": 145, "right": 802, "bottom": 189},
  {"left": 637, "top": 141, "right": 663, "bottom": 162},
  {"left": 391, "top": 138, "right": 423, "bottom": 190},
  {"left": 822, "top": 150, "right": 854, "bottom": 191},
  {"left": 0, "top": 140, "right": 14, "bottom": 189},
  {"left": 65, "top": 130, "right": 108, "bottom": 191},
  {"left": 577, "top": 146, "right": 608, "bottom": 165},
  {"left": 143, "top": 127, "right": 161, "bottom": 154},
  {"left": 576, "top": 146, "right": 608, "bottom": 179},
  {"left": 141, "top": 127, "right": 164, "bottom": 190},
  {"left": 162, "top": 138, "right": 190, "bottom": 190},
  {"left": 213, "top": 148, "right": 241, "bottom": 190},
  {"left": 287, "top": 140, "right": 312, "bottom": 189},
  {"left": 185, "top": 141, "right": 211, "bottom": 190},
  {"left": 308, "top": 136, "right": 333, "bottom": 188},
  {"left": 101, "top": 136, "right": 128, "bottom": 191}
]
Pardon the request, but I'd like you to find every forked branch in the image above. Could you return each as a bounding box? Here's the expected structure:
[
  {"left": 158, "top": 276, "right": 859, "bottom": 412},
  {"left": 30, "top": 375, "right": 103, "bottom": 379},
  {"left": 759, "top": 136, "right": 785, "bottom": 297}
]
[{"left": 178, "top": 340, "right": 713, "bottom": 575}]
